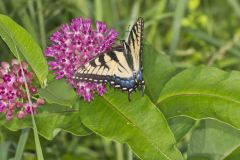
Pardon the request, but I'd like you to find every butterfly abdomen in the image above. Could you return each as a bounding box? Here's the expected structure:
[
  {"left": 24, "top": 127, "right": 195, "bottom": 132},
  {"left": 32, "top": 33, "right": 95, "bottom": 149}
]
[{"left": 110, "top": 76, "right": 136, "bottom": 91}]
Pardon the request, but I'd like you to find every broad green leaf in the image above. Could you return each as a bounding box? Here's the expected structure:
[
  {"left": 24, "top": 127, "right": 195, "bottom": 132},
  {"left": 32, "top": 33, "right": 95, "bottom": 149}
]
[
  {"left": 0, "top": 103, "right": 91, "bottom": 140},
  {"left": 187, "top": 119, "right": 240, "bottom": 160},
  {"left": 157, "top": 66, "right": 240, "bottom": 129},
  {"left": 79, "top": 89, "right": 184, "bottom": 160},
  {"left": 225, "top": 147, "right": 240, "bottom": 160},
  {"left": 143, "top": 44, "right": 177, "bottom": 103},
  {"left": 143, "top": 45, "right": 194, "bottom": 143},
  {"left": 38, "top": 79, "right": 77, "bottom": 107},
  {"left": 0, "top": 14, "right": 48, "bottom": 87},
  {"left": 168, "top": 116, "right": 195, "bottom": 141}
]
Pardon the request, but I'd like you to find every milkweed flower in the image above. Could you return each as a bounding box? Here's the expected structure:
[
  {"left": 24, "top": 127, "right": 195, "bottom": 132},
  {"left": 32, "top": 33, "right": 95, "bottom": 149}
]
[
  {"left": 45, "top": 18, "right": 118, "bottom": 101},
  {"left": 0, "top": 59, "right": 45, "bottom": 120}
]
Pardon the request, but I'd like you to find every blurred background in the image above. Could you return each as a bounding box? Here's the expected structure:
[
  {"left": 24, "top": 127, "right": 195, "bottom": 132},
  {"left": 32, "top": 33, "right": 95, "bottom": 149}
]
[{"left": 1, "top": 0, "right": 240, "bottom": 159}]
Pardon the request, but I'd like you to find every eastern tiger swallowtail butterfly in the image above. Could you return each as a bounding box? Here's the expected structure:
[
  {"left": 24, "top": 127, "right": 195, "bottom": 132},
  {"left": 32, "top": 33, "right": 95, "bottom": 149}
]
[{"left": 72, "top": 17, "right": 144, "bottom": 101}]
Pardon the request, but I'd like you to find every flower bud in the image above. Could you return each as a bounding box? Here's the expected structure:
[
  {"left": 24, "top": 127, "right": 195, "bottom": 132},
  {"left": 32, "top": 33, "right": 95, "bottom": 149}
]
[
  {"left": 36, "top": 98, "right": 45, "bottom": 105},
  {"left": 17, "top": 111, "right": 25, "bottom": 119}
]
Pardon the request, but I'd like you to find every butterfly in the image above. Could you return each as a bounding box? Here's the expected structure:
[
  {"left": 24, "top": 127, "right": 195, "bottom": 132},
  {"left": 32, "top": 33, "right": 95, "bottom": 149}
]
[{"left": 72, "top": 17, "right": 144, "bottom": 101}]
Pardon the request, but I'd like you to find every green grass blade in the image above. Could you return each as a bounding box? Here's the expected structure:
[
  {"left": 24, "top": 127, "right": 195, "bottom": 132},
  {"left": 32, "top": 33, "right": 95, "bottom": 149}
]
[
  {"left": 36, "top": 0, "right": 46, "bottom": 49},
  {"left": 0, "top": 0, "right": 6, "bottom": 13},
  {"left": 14, "top": 129, "right": 30, "bottom": 160},
  {"left": 115, "top": 142, "right": 124, "bottom": 160},
  {"left": 169, "top": 0, "right": 188, "bottom": 55},
  {"left": 186, "top": 29, "right": 240, "bottom": 57},
  {"left": 144, "top": 13, "right": 173, "bottom": 29},
  {"left": 129, "top": 0, "right": 141, "bottom": 21},
  {"left": 147, "top": 0, "right": 167, "bottom": 42},
  {"left": 127, "top": 145, "right": 133, "bottom": 160},
  {"left": 227, "top": 0, "right": 240, "bottom": 18},
  {"left": 125, "top": 0, "right": 141, "bottom": 38},
  {"left": 0, "top": 142, "right": 11, "bottom": 160},
  {"left": 95, "top": 0, "right": 103, "bottom": 20}
]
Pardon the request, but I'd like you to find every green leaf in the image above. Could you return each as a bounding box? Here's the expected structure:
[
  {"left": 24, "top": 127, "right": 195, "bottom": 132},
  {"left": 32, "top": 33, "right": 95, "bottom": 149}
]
[
  {"left": 38, "top": 79, "right": 77, "bottom": 107},
  {"left": 225, "top": 147, "right": 240, "bottom": 160},
  {"left": 0, "top": 14, "right": 48, "bottom": 87},
  {"left": 143, "top": 44, "right": 177, "bottom": 103},
  {"left": 168, "top": 116, "right": 195, "bottom": 141},
  {"left": 157, "top": 66, "right": 240, "bottom": 129},
  {"left": 79, "top": 90, "right": 184, "bottom": 160},
  {"left": 1, "top": 103, "right": 91, "bottom": 140},
  {"left": 187, "top": 119, "right": 240, "bottom": 160}
]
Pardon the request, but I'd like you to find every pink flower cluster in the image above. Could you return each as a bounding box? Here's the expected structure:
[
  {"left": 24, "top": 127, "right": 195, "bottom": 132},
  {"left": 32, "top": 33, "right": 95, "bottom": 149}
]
[
  {"left": 45, "top": 18, "right": 118, "bottom": 101},
  {"left": 0, "top": 59, "right": 45, "bottom": 120}
]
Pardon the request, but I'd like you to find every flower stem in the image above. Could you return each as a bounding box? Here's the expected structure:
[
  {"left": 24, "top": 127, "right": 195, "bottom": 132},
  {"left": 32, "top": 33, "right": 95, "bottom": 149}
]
[{"left": 13, "top": 36, "right": 44, "bottom": 160}]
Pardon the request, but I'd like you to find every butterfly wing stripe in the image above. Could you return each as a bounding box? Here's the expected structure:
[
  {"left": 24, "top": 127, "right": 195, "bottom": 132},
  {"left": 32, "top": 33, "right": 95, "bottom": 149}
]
[
  {"left": 89, "top": 60, "right": 97, "bottom": 67},
  {"left": 73, "top": 51, "right": 133, "bottom": 83}
]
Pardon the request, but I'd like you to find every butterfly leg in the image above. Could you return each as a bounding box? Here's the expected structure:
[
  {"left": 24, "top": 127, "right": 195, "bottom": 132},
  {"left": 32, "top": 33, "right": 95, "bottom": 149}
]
[
  {"left": 141, "top": 85, "right": 145, "bottom": 97},
  {"left": 128, "top": 90, "right": 132, "bottom": 102}
]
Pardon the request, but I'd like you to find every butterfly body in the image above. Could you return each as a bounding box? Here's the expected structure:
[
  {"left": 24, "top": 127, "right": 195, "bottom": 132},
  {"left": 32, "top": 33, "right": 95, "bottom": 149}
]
[{"left": 73, "top": 17, "right": 144, "bottom": 101}]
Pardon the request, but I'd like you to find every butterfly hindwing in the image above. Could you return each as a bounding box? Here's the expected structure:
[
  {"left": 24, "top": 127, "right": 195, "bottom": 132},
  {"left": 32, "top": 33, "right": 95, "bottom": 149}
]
[{"left": 73, "top": 48, "right": 135, "bottom": 89}]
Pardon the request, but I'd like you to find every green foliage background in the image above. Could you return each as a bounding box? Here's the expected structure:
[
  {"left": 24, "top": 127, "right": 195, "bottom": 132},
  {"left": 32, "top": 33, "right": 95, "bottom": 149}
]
[{"left": 1, "top": 0, "right": 240, "bottom": 160}]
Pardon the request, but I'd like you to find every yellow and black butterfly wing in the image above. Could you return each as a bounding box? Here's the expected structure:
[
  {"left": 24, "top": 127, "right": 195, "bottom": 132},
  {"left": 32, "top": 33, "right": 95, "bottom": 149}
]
[
  {"left": 73, "top": 17, "right": 144, "bottom": 101},
  {"left": 72, "top": 47, "right": 136, "bottom": 92},
  {"left": 127, "top": 17, "right": 144, "bottom": 71}
]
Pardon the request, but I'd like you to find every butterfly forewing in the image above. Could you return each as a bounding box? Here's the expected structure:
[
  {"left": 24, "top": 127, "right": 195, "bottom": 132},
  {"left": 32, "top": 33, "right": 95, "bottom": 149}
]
[
  {"left": 73, "top": 49, "right": 133, "bottom": 84},
  {"left": 127, "top": 17, "right": 144, "bottom": 71}
]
